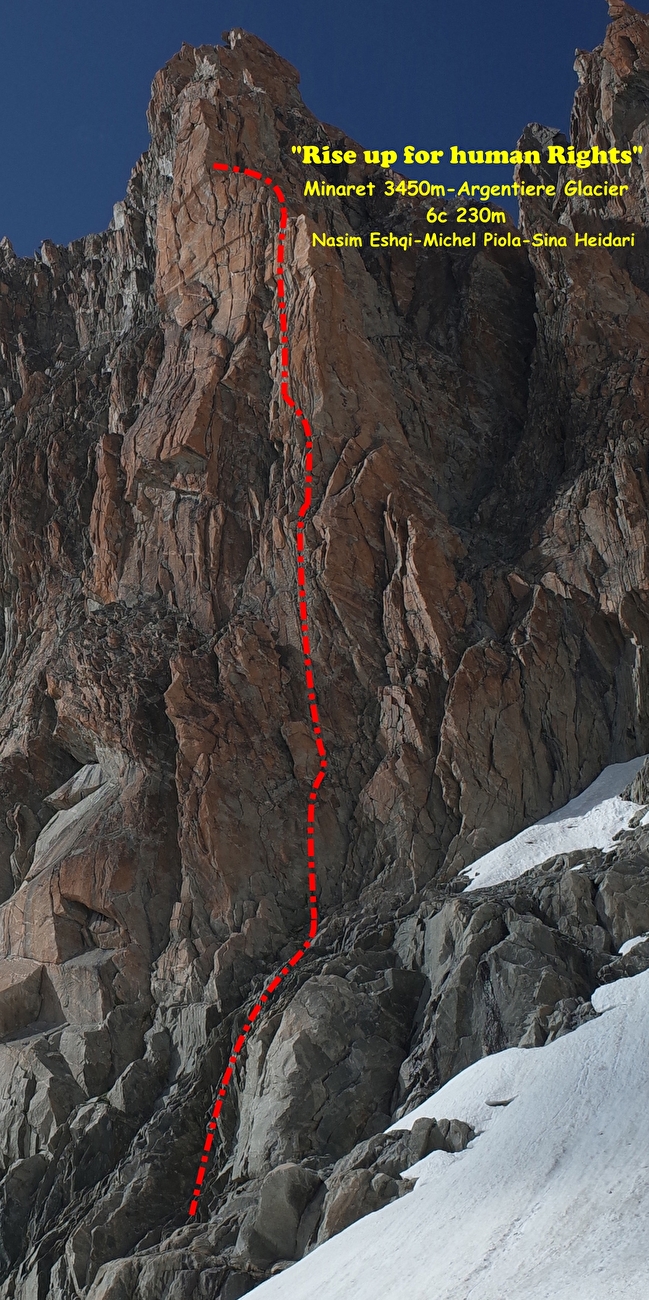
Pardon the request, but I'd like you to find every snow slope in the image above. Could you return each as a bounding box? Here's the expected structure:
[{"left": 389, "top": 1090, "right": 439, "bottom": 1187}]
[
  {"left": 254, "top": 969, "right": 649, "bottom": 1300},
  {"left": 465, "top": 755, "right": 646, "bottom": 892}
]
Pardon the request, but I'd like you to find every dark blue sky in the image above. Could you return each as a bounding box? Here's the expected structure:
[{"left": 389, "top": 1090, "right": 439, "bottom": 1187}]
[{"left": 0, "top": 1, "right": 622, "bottom": 255}]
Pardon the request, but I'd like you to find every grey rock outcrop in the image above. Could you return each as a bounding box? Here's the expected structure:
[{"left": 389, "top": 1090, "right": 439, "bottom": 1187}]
[
  {"left": 314, "top": 1116, "right": 473, "bottom": 1244},
  {"left": 232, "top": 1164, "right": 323, "bottom": 1268},
  {"left": 232, "top": 965, "right": 424, "bottom": 1179}
]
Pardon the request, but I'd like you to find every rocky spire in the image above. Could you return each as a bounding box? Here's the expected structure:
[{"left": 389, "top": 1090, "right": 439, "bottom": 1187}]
[{"left": 608, "top": 0, "right": 641, "bottom": 18}]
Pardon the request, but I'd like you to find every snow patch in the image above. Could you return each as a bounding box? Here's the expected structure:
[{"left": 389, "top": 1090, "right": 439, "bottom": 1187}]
[
  {"left": 464, "top": 756, "right": 646, "bottom": 892},
  {"left": 254, "top": 969, "right": 649, "bottom": 1300},
  {"left": 618, "top": 933, "right": 649, "bottom": 955}
]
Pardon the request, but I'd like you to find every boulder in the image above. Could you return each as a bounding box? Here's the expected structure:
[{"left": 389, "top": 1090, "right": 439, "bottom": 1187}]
[{"left": 233, "top": 1164, "right": 323, "bottom": 1267}]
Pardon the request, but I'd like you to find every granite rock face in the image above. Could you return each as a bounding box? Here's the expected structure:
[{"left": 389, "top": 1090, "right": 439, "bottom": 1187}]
[{"left": 0, "top": 8, "right": 649, "bottom": 1297}]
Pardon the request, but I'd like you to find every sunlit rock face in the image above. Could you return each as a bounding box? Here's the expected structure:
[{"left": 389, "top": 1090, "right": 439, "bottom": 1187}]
[{"left": 1, "top": 11, "right": 649, "bottom": 1297}]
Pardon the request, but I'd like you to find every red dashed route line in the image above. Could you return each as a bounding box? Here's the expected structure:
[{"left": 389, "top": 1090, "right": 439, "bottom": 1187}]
[{"left": 188, "top": 163, "right": 327, "bottom": 1217}]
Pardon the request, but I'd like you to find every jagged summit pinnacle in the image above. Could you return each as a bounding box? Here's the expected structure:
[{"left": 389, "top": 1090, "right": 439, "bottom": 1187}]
[{"left": 608, "top": 0, "right": 643, "bottom": 18}]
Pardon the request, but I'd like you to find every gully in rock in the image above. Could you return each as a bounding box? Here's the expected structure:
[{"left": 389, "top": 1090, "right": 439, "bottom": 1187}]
[{"left": 188, "top": 163, "right": 328, "bottom": 1218}]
